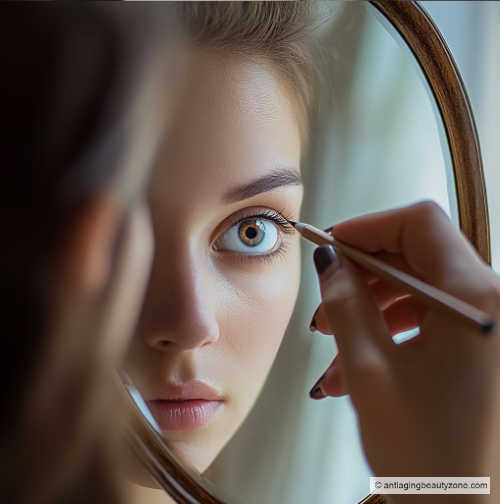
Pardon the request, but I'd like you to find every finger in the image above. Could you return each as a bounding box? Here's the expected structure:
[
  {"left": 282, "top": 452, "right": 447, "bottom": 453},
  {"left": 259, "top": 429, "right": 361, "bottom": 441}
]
[
  {"left": 371, "top": 281, "right": 409, "bottom": 311},
  {"left": 309, "top": 304, "right": 320, "bottom": 332},
  {"left": 321, "top": 353, "right": 347, "bottom": 397},
  {"left": 326, "top": 228, "right": 422, "bottom": 285},
  {"left": 309, "top": 303, "right": 333, "bottom": 335},
  {"left": 331, "top": 201, "right": 484, "bottom": 282},
  {"left": 330, "top": 201, "right": 496, "bottom": 313},
  {"left": 313, "top": 245, "right": 392, "bottom": 383},
  {"left": 309, "top": 353, "right": 347, "bottom": 399},
  {"left": 383, "top": 297, "right": 425, "bottom": 335},
  {"left": 311, "top": 281, "right": 410, "bottom": 335},
  {"left": 325, "top": 226, "right": 414, "bottom": 272},
  {"left": 310, "top": 250, "right": 412, "bottom": 333}
]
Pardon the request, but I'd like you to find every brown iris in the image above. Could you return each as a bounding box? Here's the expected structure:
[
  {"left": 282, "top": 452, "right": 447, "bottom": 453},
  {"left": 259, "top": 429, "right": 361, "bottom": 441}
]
[{"left": 238, "top": 219, "right": 265, "bottom": 247}]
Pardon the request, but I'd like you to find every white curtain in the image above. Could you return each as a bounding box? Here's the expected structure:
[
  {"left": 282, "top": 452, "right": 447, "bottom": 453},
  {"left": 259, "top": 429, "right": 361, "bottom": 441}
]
[{"left": 423, "top": 1, "right": 500, "bottom": 269}]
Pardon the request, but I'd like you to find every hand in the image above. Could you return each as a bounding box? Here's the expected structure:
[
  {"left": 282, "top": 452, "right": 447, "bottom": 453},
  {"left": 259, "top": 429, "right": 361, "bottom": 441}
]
[{"left": 309, "top": 202, "right": 500, "bottom": 500}]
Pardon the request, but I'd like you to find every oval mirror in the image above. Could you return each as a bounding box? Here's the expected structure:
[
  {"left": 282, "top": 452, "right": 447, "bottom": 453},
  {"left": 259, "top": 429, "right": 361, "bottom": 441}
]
[{"left": 119, "top": 2, "right": 490, "bottom": 504}]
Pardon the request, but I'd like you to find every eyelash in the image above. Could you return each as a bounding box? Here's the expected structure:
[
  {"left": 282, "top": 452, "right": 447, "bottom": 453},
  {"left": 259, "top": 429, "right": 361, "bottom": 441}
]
[
  {"left": 237, "top": 208, "right": 295, "bottom": 235},
  {"left": 215, "top": 208, "right": 295, "bottom": 263}
]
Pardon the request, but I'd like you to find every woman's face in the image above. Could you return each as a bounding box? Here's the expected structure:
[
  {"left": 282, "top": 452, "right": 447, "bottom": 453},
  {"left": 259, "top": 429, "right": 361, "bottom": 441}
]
[{"left": 125, "top": 51, "right": 303, "bottom": 472}]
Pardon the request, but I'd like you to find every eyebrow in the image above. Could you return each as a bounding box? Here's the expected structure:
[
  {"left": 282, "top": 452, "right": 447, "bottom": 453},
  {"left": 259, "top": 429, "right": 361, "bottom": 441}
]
[{"left": 222, "top": 168, "right": 302, "bottom": 203}]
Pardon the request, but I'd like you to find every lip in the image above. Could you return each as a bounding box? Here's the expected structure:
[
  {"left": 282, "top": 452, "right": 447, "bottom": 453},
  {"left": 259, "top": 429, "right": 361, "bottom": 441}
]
[{"left": 146, "top": 380, "right": 224, "bottom": 431}]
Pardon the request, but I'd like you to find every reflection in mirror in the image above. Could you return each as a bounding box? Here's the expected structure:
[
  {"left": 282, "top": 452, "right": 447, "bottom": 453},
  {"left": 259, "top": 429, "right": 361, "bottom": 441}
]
[
  {"left": 122, "top": 372, "right": 162, "bottom": 435},
  {"left": 123, "top": 2, "right": 458, "bottom": 503}
]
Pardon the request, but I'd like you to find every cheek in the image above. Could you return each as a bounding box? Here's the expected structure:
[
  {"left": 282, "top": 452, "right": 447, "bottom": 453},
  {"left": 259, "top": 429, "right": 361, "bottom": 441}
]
[{"left": 216, "top": 243, "right": 301, "bottom": 374}]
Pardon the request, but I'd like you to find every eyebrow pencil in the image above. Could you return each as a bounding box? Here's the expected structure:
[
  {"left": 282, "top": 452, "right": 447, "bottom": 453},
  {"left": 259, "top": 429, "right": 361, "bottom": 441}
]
[{"left": 291, "top": 220, "right": 496, "bottom": 334}]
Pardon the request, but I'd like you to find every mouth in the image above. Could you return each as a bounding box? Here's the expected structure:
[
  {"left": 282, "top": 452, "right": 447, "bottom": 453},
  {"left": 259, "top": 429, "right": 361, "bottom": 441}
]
[{"left": 146, "top": 380, "right": 224, "bottom": 431}]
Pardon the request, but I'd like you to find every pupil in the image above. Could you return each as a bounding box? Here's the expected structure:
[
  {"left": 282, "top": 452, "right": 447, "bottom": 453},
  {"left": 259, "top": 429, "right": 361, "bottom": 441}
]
[
  {"left": 245, "top": 227, "right": 258, "bottom": 239},
  {"left": 239, "top": 219, "right": 265, "bottom": 247}
]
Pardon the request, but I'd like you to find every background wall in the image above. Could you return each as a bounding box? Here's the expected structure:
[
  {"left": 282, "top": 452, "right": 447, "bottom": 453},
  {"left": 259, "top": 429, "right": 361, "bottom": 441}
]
[{"left": 424, "top": 1, "right": 500, "bottom": 269}]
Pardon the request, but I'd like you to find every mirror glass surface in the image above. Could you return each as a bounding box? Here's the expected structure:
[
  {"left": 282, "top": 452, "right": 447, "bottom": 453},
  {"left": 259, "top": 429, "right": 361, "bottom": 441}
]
[{"left": 124, "top": 3, "right": 458, "bottom": 503}]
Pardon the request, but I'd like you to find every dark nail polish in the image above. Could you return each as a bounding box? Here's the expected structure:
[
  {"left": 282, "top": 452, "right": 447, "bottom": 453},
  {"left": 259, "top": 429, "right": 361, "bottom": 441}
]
[
  {"left": 309, "top": 315, "right": 317, "bottom": 332},
  {"left": 309, "top": 385, "right": 326, "bottom": 400},
  {"left": 309, "top": 370, "right": 328, "bottom": 400},
  {"left": 309, "top": 306, "right": 319, "bottom": 332},
  {"left": 313, "top": 245, "right": 339, "bottom": 275}
]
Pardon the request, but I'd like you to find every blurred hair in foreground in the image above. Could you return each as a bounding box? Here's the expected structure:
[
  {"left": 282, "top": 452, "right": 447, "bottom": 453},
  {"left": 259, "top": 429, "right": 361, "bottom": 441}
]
[{"left": 0, "top": 3, "right": 183, "bottom": 504}]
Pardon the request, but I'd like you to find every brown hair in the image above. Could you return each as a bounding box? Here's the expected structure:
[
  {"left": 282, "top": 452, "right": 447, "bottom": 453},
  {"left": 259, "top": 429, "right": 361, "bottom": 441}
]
[
  {"left": 180, "top": 1, "right": 318, "bottom": 142},
  {"left": 0, "top": 4, "right": 174, "bottom": 504}
]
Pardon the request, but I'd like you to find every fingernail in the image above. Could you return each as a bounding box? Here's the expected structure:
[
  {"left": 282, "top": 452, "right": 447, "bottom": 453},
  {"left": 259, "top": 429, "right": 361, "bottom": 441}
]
[
  {"left": 323, "top": 225, "right": 333, "bottom": 233},
  {"left": 309, "top": 370, "right": 328, "bottom": 400},
  {"left": 313, "top": 245, "right": 339, "bottom": 276},
  {"left": 309, "top": 306, "right": 319, "bottom": 332},
  {"left": 309, "top": 316, "right": 317, "bottom": 332}
]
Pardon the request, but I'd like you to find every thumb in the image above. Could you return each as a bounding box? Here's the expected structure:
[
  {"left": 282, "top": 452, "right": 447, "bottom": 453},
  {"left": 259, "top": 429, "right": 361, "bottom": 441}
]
[{"left": 313, "top": 245, "right": 392, "bottom": 389}]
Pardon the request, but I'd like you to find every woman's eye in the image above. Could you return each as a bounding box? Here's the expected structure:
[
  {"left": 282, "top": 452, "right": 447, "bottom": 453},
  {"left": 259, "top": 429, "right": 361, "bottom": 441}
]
[{"left": 214, "top": 218, "right": 279, "bottom": 255}]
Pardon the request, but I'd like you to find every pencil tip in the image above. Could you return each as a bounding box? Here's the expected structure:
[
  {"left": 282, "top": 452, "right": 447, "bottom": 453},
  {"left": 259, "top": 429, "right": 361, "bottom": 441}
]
[
  {"left": 482, "top": 319, "right": 497, "bottom": 335},
  {"left": 288, "top": 220, "right": 297, "bottom": 227}
]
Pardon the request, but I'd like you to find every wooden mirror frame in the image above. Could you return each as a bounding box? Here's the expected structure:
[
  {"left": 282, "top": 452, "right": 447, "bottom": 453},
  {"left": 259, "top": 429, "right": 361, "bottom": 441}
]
[{"left": 120, "top": 2, "right": 491, "bottom": 504}]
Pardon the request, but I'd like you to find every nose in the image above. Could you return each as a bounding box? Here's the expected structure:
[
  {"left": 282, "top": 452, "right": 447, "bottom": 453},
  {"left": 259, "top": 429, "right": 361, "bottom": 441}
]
[{"left": 141, "top": 248, "right": 220, "bottom": 351}]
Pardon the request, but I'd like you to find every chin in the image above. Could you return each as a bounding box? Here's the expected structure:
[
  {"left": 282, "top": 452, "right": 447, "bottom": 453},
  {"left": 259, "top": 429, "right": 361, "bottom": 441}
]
[
  {"left": 162, "top": 413, "right": 247, "bottom": 474},
  {"left": 166, "top": 438, "right": 220, "bottom": 474}
]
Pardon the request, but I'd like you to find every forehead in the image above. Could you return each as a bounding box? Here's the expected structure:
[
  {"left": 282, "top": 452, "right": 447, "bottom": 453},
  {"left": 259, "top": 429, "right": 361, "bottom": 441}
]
[{"left": 150, "top": 50, "right": 302, "bottom": 206}]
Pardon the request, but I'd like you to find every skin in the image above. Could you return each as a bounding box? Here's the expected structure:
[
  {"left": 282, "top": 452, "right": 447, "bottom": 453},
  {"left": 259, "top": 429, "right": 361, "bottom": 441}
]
[
  {"left": 313, "top": 201, "right": 500, "bottom": 504},
  {"left": 124, "top": 50, "right": 304, "bottom": 475}
]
